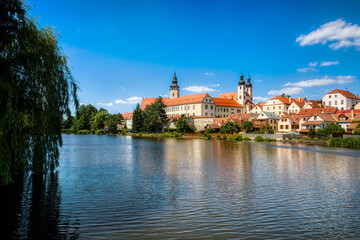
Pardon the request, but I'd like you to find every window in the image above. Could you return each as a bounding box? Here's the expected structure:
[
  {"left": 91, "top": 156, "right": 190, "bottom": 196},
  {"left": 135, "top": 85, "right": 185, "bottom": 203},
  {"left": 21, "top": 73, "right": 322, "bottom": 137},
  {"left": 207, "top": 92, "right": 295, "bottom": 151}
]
[
  {"left": 335, "top": 100, "right": 337, "bottom": 105},
  {"left": 205, "top": 99, "right": 208, "bottom": 102},
  {"left": 329, "top": 101, "right": 331, "bottom": 105},
  {"left": 211, "top": 105, "right": 213, "bottom": 110},
  {"left": 205, "top": 105, "right": 208, "bottom": 109},
  {"left": 280, "top": 125, "right": 284, "bottom": 129},
  {"left": 193, "top": 105, "right": 195, "bottom": 110},
  {"left": 188, "top": 106, "right": 190, "bottom": 110},
  {"left": 279, "top": 106, "right": 281, "bottom": 109},
  {"left": 329, "top": 95, "right": 331, "bottom": 98},
  {"left": 267, "top": 107, "right": 269, "bottom": 110},
  {"left": 341, "top": 100, "right": 344, "bottom": 105},
  {"left": 205, "top": 112, "right": 208, "bottom": 116},
  {"left": 285, "top": 125, "right": 289, "bottom": 129},
  {"left": 335, "top": 95, "right": 337, "bottom": 98},
  {"left": 273, "top": 106, "right": 275, "bottom": 109},
  {"left": 173, "top": 93, "right": 174, "bottom": 97},
  {"left": 314, "top": 116, "right": 317, "bottom": 120}
]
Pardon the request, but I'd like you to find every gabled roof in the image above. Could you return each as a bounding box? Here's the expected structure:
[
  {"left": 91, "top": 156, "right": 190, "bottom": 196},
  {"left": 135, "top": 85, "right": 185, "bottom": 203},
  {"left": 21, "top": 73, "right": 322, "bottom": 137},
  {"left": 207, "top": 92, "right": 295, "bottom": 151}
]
[
  {"left": 326, "top": 89, "right": 360, "bottom": 100},
  {"left": 256, "top": 111, "right": 281, "bottom": 120},
  {"left": 122, "top": 112, "right": 133, "bottom": 120},
  {"left": 298, "top": 106, "right": 337, "bottom": 116},
  {"left": 347, "top": 123, "right": 360, "bottom": 130},
  {"left": 290, "top": 101, "right": 305, "bottom": 107},
  {"left": 268, "top": 96, "right": 306, "bottom": 105},
  {"left": 281, "top": 114, "right": 299, "bottom": 123},
  {"left": 212, "top": 97, "right": 242, "bottom": 107},
  {"left": 218, "top": 92, "right": 238, "bottom": 100},
  {"left": 141, "top": 93, "right": 212, "bottom": 110}
]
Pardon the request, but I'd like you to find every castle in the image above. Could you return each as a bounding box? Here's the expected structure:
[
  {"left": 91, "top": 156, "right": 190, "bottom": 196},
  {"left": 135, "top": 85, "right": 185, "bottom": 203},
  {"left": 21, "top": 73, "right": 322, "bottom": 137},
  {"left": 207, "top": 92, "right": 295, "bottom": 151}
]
[{"left": 141, "top": 72, "right": 254, "bottom": 118}]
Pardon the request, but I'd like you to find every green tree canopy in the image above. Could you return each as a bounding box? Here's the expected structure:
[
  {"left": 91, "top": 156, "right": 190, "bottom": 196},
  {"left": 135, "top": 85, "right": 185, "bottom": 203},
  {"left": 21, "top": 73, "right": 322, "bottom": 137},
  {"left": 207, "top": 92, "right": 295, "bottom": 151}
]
[
  {"left": 0, "top": 1, "right": 78, "bottom": 184},
  {"left": 318, "top": 122, "right": 345, "bottom": 137},
  {"left": 260, "top": 123, "right": 273, "bottom": 134},
  {"left": 241, "top": 121, "right": 254, "bottom": 133},
  {"left": 143, "top": 96, "right": 167, "bottom": 132},
  {"left": 175, "top": 118, "right": 195, "bottom": 133},
  {"left": 132, "top": 103, "right": 144, "bottom": 133},
  {"left": 220, "top": 121, "right": 241, "bottom": 134}
]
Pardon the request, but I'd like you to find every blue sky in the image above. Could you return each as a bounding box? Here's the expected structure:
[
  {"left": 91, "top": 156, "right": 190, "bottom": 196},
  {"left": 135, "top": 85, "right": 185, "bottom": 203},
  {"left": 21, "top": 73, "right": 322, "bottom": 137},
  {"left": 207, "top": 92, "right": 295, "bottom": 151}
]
[{"left": 29, "top": 0, "right": 360, "bottom": 113}]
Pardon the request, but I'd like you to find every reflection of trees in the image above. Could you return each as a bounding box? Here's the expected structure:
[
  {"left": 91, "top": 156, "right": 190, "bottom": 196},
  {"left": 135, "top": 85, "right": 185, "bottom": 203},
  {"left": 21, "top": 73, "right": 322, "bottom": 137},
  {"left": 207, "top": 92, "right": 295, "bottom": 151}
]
[{"left": 0, "top": 172, "right": 78, "bottom": 239}]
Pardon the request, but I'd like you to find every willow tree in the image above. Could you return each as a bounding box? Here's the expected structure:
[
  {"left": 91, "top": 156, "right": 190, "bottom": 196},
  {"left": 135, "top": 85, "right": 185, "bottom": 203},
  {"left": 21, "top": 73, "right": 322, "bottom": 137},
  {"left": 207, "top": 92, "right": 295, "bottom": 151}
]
[{"left": 0, "top": 1, "right": 78, "bottom": 184}]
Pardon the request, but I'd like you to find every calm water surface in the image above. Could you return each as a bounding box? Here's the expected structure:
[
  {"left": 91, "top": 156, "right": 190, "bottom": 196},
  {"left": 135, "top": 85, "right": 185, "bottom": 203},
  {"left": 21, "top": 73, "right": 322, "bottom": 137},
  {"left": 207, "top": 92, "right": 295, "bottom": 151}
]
[{"left": 1, "top": 134, "right": 360, "bottom": 239}]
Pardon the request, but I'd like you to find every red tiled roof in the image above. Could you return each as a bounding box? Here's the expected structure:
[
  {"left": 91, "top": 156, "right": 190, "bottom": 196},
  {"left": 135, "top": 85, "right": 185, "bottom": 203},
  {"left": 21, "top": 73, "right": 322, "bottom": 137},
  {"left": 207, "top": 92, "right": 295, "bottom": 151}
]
[
  {"left": 335, "top": 109, "right": 360, "bottom": 114},
  {"left": 298, "top": 106, "right": 337, "bottom": 116},
  {"left": 207, "top": 123, "right": 220, "bottom": 129},
  {"left": 141, "top": 93, "right": 212, "bottom": 110},
  {"left": 189, "top": 115, "right": 213, "bottom": 119},
  {"left": 302, "top": 121, "right": 325, "bottom": 125},
  {"left": 347, "top": 123, "right": 359, "bottom": 130},
  {"left": 327, "top": 89, "right": 360, "bottom": 100},
  {"left": 218, "top": 92, "right": 238, "bottom": 100},
  {"left": 269, "top": 96, "right": 306, "bottom": 105},
  {"left": 212, "top": 97, "right": 242, "bottom": 107},
  {"left": 122, "top": 112, "right": 133, "bottom": 120}
]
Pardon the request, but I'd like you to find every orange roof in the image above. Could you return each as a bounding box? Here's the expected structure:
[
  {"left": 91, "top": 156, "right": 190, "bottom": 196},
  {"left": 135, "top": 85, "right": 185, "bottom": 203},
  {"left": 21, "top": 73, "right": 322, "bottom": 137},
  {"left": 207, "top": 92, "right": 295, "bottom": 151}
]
[
  {"left": 335, "top": 109, "right": 360, "bottom": 114},
  {"left": 298, "top": 106, "right": 337, "bottom": 116},
  {"left": 306, "top": 100, "right": 321, "bottom": 108},
  {"left": 347, "top": 123, "right": 359, "bottom": 130},
  {"left": 269, "top": 96, "right": 306, "bottom": 105},
  {"left": 141, "top": 97, "right": 158, "bottom": 110},
  {"left": 302, "top": 121, "right": 325, "bottom": 125},
  {"left": 218, "top": 92, "right": 238, "bottom": 100},
  {"left": 141, "top": 93, "right": 211, "bottom": 110},
  {"left": 122, "top": 112, "right": 133, "bottom": 120},
  {"left": 327, "top": 89, "right": 360, "bottom": 100},
  {"left": 212, "top": 97, "right": 242, "bottom": 107}
]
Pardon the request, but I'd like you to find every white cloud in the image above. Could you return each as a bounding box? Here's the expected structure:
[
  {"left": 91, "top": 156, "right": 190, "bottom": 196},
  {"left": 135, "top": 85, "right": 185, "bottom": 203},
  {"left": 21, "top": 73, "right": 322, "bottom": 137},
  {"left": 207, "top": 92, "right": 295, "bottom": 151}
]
[
  {"left": 97, "top": 102, "right": 113, "bottom": 107},
  {"left": 255, "top": 79, "right": 262, "bottom": 82},
  {"left": 209, "top": 84, "right": 220, "bottom": 87},
  {"left": 79, "top": 102, "right": 85, "bottom": 106},
  {"left": 204, "top": 72, "right": 215, "bottom": 76},
  {"left": 253, "top": 96, "right": 269, "bottom": 102},
  {"left": 284, "top": 75, "right": 355, "bottom": 88},
  {"left": 267, "top": 87, "right": 303, "bottom": 96},
  {"left": 320, "top": 61, "right": 339, "bottom": 66},
  {"left": 296, "top": 19, "right": 360, "bottom": 50},
  {"left": 115, "top": 96, "right": 143, "bottom": 104},
  {"left": 183, "top": 85, "right": 216, "bottom": 93},
  {"left": 297, "top": 67, "right": 318, "bottom": 73},
  {"left": 160, "top": 94, "right": 169, "bottom": 98},
  {"left": 308, "top": 61, "right": 318, "bottom": 67}
]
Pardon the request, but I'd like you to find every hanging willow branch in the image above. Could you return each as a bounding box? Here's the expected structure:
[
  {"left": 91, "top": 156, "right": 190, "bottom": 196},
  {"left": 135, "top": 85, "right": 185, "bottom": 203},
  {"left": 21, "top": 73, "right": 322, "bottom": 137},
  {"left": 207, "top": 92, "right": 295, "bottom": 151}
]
[{"left": 0, "top": 0, "right": 78, "bottom": 185}]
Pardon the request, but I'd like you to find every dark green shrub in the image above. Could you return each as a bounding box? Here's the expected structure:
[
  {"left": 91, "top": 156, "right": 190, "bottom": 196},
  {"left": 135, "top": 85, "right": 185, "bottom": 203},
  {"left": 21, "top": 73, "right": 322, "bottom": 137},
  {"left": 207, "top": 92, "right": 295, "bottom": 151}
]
[
  {"left": 78, "top": 130, "right": 91, "bottom": 134},
  {"left": 329, "top": 137, "right": 360, "bottom": 149},
  {"left": 354, "top": 129, "right": 360, "bottom": 135},
  {"left": 254, "top": 136, "right": 265, "bottom": 142},
  {"left": 216, "top": 135, "right": 221, "bottom": 140},
  {"left": 61, "top": 129, "right": 73, "bottom": 134},
  {"left": 121, "top": 128, "right": 127, "bottom": 135},
  {"left": 222, "top": 135, "right": 227, "bottom": 141},
  {"left": 204, "top": 134, "right": 211, "bottom": 140},
  {"left": 234, "top": 135, "right": 243, "bottom": 141},
  {"left": 243, "top": 137, "right": 251, "bottom": 141},
  {"left": 95, "top": 129, "right": 105, "bottom": 135},
  {"left": 227, "top": 135, "right": 234, "bottom": 141},
  {"left": 266, "top": 137, "right": 276, "bottom": 142},
  {"left": 205, "top": 128, "right": 216, "bottom": 134}
]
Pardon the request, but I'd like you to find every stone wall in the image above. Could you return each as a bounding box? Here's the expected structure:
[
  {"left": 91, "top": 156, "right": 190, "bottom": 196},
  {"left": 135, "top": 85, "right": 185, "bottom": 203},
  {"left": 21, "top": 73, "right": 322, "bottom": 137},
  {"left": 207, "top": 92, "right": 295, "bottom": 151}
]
[
  {"left": 343, "top": 135, "right": 360, "bottom": 140},
  {"left": 242, "top": 133, "right": 290, "bottom": 139}
]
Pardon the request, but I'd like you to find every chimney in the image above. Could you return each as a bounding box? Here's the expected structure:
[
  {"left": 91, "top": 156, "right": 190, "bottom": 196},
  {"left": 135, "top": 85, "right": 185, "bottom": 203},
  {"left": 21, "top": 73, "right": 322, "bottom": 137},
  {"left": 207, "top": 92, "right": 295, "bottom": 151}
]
[
  {"left": 289, "top": 97, "right": 291, "bottom": 102},
  {"left": 298, "top": 96, "right": 300, "bottom": 101},
  {"left": 351, "top": 104, "right": 355, "bottom": 120}
]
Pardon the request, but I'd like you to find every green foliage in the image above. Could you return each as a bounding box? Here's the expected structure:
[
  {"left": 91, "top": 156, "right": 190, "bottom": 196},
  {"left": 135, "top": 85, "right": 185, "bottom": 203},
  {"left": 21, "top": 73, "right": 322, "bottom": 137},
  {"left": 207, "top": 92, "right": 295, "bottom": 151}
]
[
  {"left": 222, "top": 135, "right": 227, "bottom": 141},
  {"left": 320, "top": 122, "right": 345, "bottom": 137},
  {"left": 260, "top": 124, "right": 273, "bottom": 134},
  {"left": 93, "top": 110, "right": 108, "bottom": 131},
  {"left": 61, "top": 129, "right": 73, "bottom": 134},
  {"left": 0, "top": 1, "right": 78, "bottom": 184},
  {"left": 329, "top": 137, "right": 360, "bottom": 149},
  {"left": 254, "top": 136, "right": 265, "bottom": 142},
  {"left": 220, "top": 121, "right": 241, "bottom": 134},
  {"left": 73, "top": 104, "right": 98, "bottom": 132},
  {"left": 234, "top": 135, "right": 243, "bottom": 141},
  {"left": 354, "top": 129, "right": 360, "bottom": 135},
  {"left": 243, "top": 137, "right": 251, "bottom": 141},
  {"left": 308, "top": 127, "right": 316, "bottom": 138},
  {"left": 143, "top": 97, "right": 167, "bottom": 132},
  {"left": 204, "top": 134, "right": 211, "bottom": 140},
  {"left": 121, "top": 128, "right": 127, "bottom": 135},
  {"left": 227, "top": 135, "right": 235, "bottom": 141},
  {"left": 78, "top": 130, "right": 91, "bottom": 134},
  {"left": 241, "top": 121, "right": 254, "bottom": 133},
  {"left": 132, "top": 103, "right": 144, "bottom": 133},
  {"left": 163, "top": 128, "right": 176, "bottom": 133},
  {"left": 175, "top": 118, "right": 195, "bottom": 133},
  {"left": 216, "top": 135, "right": 221, "bottom": 140},
  {"left": 95, "top": 129, "right": 105, "bottom": 135},
  {"left": 266, "top": 137, "right": 276, "bottom": 142},
  {"left": 205, "top": 128, "right": 216, "bottom": 134},
  {"left": 106, "top": 114, "right": 119, "bottom": 134}
]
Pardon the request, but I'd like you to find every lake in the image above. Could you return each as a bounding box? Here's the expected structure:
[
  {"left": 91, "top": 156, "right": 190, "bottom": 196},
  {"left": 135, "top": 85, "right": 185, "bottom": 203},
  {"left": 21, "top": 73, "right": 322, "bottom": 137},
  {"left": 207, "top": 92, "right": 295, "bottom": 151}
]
[{"left": 1, "top": 134, "right": 360, "bottom": 239}]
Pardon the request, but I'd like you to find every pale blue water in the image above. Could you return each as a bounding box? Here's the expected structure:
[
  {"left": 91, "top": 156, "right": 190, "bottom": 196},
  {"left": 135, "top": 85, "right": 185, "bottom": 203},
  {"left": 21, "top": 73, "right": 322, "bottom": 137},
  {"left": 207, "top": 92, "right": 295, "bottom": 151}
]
[{"left": 1, "top": 134, "right": 360, "bottom": 239}]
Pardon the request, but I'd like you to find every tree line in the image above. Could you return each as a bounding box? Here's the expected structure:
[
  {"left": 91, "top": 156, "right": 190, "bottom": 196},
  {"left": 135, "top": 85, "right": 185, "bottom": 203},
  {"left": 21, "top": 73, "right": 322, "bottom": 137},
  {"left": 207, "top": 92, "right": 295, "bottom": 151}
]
[{"left": 62, "top": 105, "right": 124, "bottom": 134}]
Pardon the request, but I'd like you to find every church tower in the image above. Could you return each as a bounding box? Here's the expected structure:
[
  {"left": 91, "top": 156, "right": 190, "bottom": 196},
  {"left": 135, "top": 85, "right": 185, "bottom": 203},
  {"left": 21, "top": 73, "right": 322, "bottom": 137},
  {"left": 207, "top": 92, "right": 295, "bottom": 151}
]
[
  {"left": 246, "top": 74, "right": 253, "bottom": 102},
  {"left": 237, "top": 72, "right": 246, "bottom": 105},
  {"left": 169, "top": 72, "right": 180, "bottom": 99}
]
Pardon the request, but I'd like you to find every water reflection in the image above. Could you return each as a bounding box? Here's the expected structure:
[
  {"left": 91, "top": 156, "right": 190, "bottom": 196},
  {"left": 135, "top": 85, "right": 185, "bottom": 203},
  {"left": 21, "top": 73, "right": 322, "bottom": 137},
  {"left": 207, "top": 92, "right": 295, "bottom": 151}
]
[
  {"left": 0, "top": 172, "right": 78, "bottom": 239},
  {"left": 2, "top": 135, "right": 360, "bottom": 239}
]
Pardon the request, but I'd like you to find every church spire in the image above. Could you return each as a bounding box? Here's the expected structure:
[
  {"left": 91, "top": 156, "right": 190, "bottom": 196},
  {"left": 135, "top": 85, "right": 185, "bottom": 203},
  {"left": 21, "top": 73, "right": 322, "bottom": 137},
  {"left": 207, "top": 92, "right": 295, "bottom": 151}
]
[
  {"left": 246, "top": 73, "right": 252, "bottom": 87},
  {"left": 169, "top": 72, "right": 180, "bottom": 99},
  {"left": 239, "top": 69, "right": 245, "bottom": 85}
]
